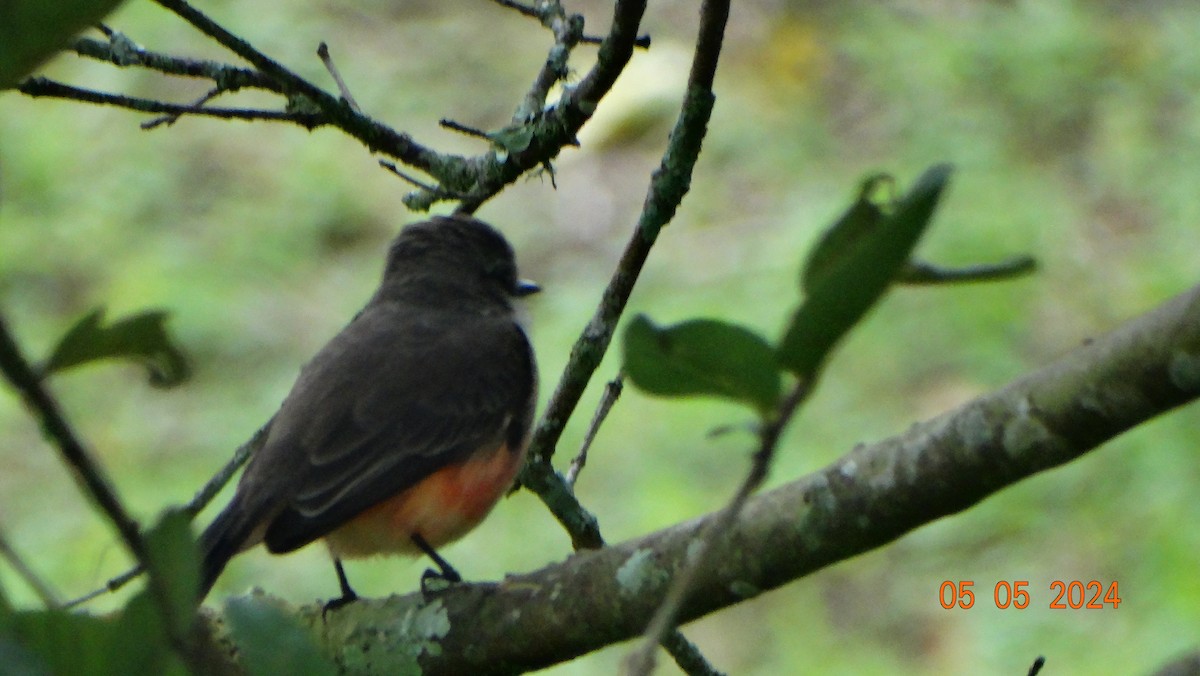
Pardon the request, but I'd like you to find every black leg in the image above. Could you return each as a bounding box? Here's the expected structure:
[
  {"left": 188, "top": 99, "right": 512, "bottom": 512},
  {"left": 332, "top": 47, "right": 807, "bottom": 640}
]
[
  {"left": 411, "top": 533, "right": 462, "bottom": 594},
  {"left": 322, "top": 558, "right": 359, "bottom": 615}
]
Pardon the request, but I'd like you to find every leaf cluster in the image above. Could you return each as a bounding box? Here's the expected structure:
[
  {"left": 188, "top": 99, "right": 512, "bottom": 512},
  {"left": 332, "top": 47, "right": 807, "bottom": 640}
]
[{"left": 622, "top": 164, "right": 1008, "bottom": 418}]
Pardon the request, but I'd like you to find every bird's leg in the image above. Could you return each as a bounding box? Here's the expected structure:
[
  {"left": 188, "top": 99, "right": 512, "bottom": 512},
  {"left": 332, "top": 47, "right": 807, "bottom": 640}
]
[
  {"left": 322, "top": 558, "right": 359, "bottom": 615},
  {"left": 412, "top": 533, "right": 461, "bottom": 595}
]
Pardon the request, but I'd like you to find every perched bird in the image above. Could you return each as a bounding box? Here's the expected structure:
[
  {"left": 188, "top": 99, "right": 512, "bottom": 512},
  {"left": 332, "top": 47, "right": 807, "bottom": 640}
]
[{"left": 197, "top": 214, "right": 539, "bottom": 606}]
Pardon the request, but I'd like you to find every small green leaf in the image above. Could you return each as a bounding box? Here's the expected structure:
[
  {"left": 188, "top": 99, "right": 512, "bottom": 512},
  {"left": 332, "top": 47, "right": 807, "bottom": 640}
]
[
  {"left": 623, "top": 315, "right": 782, "bottom": 416},
  {"left": 143, "top": 509, "right": 200, "bottom": 636},
  {"left": 40, "top": 308, "right": 191, "bottom": 387},
  {"left": 225, "top": 596, "right": 337, "bottom": 676},
  {"left": 779, "top": 164, "right": 954, "bottom": 378},
  {"left": 801, "top": 173, "right": 893, "bottom": 292},
  {"left": 0, "top": 0, "right": 129, "bottom": 88}
]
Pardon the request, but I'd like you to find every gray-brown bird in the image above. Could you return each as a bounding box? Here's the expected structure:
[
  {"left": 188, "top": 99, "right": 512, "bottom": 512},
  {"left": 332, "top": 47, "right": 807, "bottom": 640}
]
[{"left": 197, "top": 215, "right": 538, "bottom": 605}]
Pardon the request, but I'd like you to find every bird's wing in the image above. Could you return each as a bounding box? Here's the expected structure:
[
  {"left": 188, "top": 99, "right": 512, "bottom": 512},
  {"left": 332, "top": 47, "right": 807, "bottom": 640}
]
[{"left": 244, "top": 304, "right": 535, "bottom": 553}]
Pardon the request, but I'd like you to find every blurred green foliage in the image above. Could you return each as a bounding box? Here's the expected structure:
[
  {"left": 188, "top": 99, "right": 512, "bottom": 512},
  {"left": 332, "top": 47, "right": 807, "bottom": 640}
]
[
  {"left": 1, "top": 1, "right": 1198, "bottom": 674},
  {"left": 0, "top": 0, "right": 127, "bottom": 88}
]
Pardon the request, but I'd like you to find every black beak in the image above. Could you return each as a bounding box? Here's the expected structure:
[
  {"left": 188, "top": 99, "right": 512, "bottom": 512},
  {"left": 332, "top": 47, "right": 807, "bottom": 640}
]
[{"left": 515, "top": 279, "right": 541, "bottom": 297}]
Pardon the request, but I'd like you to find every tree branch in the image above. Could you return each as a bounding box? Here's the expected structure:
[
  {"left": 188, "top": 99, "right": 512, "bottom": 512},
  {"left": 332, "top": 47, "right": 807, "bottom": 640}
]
[
  {"left": 518, "top": 0, "right": 720, "bottom": 544},
  {"left": 0, "top": 314, "right": 188, "bottom": 648},
  {"left": 69, "top": 34, "right": 284, "bottom": 92},
  {"left": 21, "top": 0, "right": 651, "bottom": 212},
  {"left": 510, "top": 3, "right": 726, "bottom": 668},
  {"left": 455, "top": 0, "right": 650, "bottom": 211},
  {"left": 18, "top": 77, "right": 323, "bottom": 125},
  {"left": 0, "top": 529, "right": 61, "bottom": 607},
  {"left": 205, "top": 283, "right": 1200, "bottom": 674},
  {"left": 61, "top": 420, "right": 270, "bottom": 608}
]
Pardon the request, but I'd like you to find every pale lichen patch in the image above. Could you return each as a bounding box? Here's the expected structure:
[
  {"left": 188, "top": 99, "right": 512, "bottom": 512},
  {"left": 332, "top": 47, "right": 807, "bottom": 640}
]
[
  {"left": 1002, "top": 397, "right": 1054, "bottom": 459},
  {"left": 616, "top": 547, "right": 668, "bottom": 598}
]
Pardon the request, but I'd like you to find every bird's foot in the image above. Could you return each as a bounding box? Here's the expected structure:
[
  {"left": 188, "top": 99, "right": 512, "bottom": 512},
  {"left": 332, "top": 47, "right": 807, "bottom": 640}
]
[
  {"left": 321, "top": 588, "right": 359, "bottom": 618},
  {"left": 419, "top": 565, "right": 462, "bottom": 599}
]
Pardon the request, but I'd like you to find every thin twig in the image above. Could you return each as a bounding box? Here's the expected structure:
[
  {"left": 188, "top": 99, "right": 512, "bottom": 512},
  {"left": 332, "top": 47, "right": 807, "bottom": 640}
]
[
  {"left": 141, "top": 86, "right": 223, "bottom": 129},
  {"left": 512, "top": 1, "right": 584, "bottom": 123},
  {"left": 379, "top": 160, "right": 463, "bottom": 197},
  {"left": 38, "top": 0, "right": 647, "bottom": 212},
  {"left": 62, "top": 420, "right": 270, "bottom": 608},
  {"left": 317, "top": 42, "right": 361, "bottom": 113},
  {"left": 624, "top": 381, "right": 809, "bottom": 676},
  {"left": 582, "top": 33, "right": 652, "bottom": 49},
  {"left": 183, "top": 421, "right": 268, "bottom": 519},
  {"left": 490, "top": 0, "right": 539, "bottom": 19},
  {"left": 0, "top": 529, "right": 61, "bottom": 607},
  {"left": 19, "top": 78, "right": 324, "bottom": 126},
  {"left": 150, "top": 0, "right": 330, "bottom": 102},
  {"left": 565, "top": 376, "right": 623, "bottom": 489},
  {"left": 439, "top": 118, "right": 491, "bottom": 140},
  {"left": 148, "top": 0, "right": 435, "bottom": 171},
  {"left": 0, "top": 314, "right": 149, "bottom": 578},
  {"left": 70, "top": 35, "right": 283, "bottom": 93},
  {"left": 489, "top": 0, "right": 649, "bottom": 48},
  {"left": 0, "top": 314, "right": 184, "bottom": 646},
  {"left": 60, "top": 569, "right": 136, "bottom": 609}
]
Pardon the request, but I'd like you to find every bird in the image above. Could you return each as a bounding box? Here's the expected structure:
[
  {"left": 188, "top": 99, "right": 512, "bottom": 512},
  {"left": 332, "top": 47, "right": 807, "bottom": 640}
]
[{"left": 196, "top": 214, "right": 539, "bottom": 607}]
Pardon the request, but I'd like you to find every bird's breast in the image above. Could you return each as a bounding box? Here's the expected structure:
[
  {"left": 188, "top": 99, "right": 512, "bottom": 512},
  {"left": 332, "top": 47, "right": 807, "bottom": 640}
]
[{"left": 323, "top": 440, "right": 527, "bottom": 559}]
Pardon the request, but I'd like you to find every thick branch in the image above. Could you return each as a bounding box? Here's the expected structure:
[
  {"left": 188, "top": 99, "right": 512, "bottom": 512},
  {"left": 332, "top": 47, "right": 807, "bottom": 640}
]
[{"left": 205, "top": 285, "right": 1200, "bottom": 674}]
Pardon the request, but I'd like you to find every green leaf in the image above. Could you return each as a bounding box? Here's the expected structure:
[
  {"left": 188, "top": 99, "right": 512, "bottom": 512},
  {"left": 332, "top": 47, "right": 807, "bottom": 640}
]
[
  {"left": 7, "top": 598, "right": 173, "bottom": 676},
  {"left": 779, "top": 164, "right": 954, "bottom": 378},
  {"left": 801, "top": 173, "right": 893, "bottom": 293},
  {"left": 40, "top": 308, "right": 191, "bottom": 387},
  {"left": 225, "top": 596, "right": 337, "bottom": 676},
  {"left": 117, "top": 590, "right": 186, "bottom": 675},
  {"left": 142, "top": 509, "right": 201, "bottom": 636},
  {"left": 897, "top": 255, "right": 1038, "bottom": 285},
  {"left": 623, "top": 315, "right": 782, "bottom": 416},
  {"left": 0, "top": 0, "right": 129, "bottom": 88},
  {"left": 0, "top": 637, "right": 49, "bottom": 676},
  {"left": 0, "top": 588, "right": 49, "bottom": 676}
]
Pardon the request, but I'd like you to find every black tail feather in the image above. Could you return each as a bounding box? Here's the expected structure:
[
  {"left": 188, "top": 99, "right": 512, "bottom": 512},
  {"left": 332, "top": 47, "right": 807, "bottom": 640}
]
[{"left": 197, "top": 495, "right": 257, "bottom": 600}]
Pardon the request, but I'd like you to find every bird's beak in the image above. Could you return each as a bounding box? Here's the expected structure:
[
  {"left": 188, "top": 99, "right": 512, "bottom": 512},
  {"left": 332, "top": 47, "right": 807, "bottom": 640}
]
[{"left": 514, "top": 279, "right": 541, "bottom": 297}]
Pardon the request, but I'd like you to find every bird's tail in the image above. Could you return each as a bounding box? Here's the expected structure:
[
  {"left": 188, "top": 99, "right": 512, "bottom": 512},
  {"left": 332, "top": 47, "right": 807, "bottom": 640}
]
[{"left": 196, "top": 494, "right": 259, "bottom": 600}]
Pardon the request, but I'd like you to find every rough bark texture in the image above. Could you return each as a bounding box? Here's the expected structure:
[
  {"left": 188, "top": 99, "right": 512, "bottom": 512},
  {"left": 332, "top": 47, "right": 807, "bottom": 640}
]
[{"left": 203, "top": 284, "right": 1200, "bottom": 674}]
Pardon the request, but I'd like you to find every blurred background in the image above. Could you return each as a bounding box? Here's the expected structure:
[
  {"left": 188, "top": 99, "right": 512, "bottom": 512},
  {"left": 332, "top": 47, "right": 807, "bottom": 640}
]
[{"left": 2, "top": 0, "right": 1199, "bottom": 673}]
